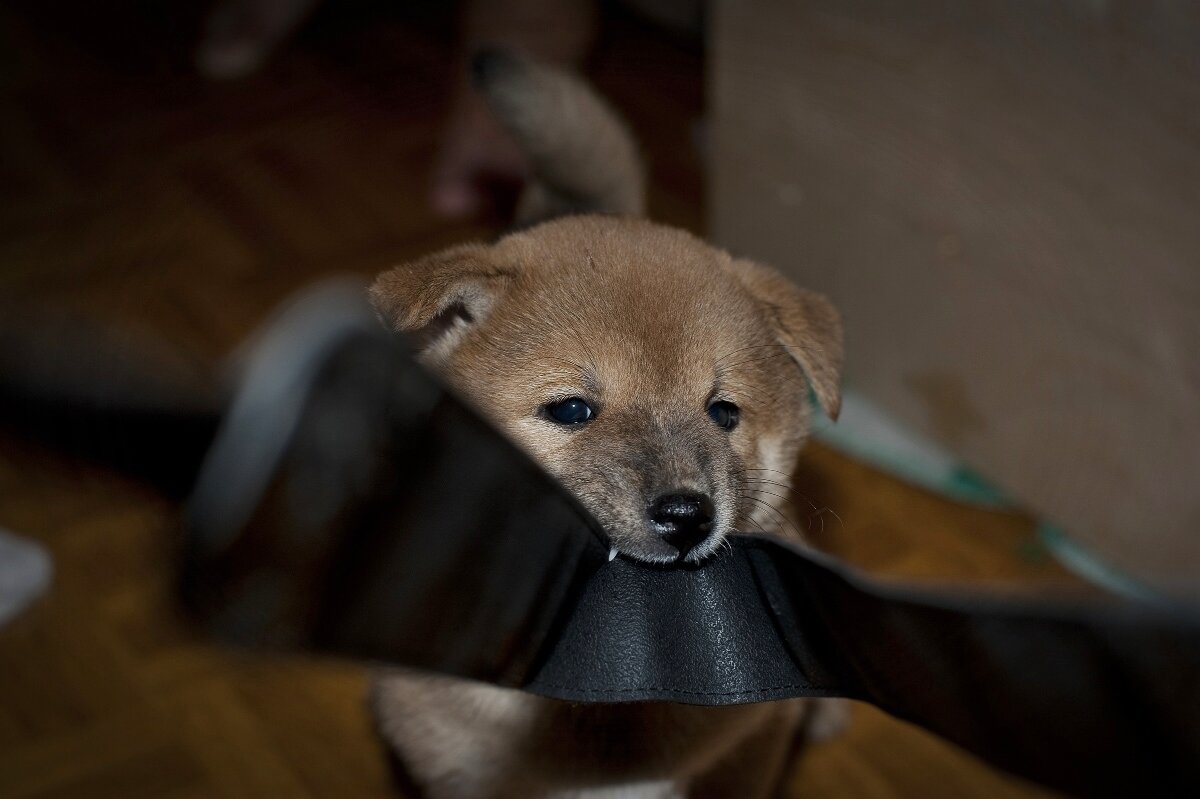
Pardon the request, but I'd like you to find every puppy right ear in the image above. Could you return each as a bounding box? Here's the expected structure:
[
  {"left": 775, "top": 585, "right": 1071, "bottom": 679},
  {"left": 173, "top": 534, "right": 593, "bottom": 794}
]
[
  {"left": 369, "top": 243, "right": 516, "bottom": 356},
  {"left": 728, "top": 258, "right": 844, "bottom": 421}
]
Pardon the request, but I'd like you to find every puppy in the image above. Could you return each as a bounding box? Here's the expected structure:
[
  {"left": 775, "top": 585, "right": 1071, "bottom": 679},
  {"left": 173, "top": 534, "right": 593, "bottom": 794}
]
[{"left": 369, "top": 52, "right": 845, "bottom": 799}]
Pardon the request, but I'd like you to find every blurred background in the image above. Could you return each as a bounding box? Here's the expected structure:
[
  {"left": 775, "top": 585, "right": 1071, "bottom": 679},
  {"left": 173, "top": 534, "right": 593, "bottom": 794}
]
[{"left": 0, "top": 0, "right": 1196, "bottom": 796}]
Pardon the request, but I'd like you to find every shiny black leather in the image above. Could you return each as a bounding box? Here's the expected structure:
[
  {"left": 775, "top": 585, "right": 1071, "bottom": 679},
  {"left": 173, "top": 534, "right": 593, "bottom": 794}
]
[{"left": 4, "top": 289, "right": 1198, "bottom": 798}]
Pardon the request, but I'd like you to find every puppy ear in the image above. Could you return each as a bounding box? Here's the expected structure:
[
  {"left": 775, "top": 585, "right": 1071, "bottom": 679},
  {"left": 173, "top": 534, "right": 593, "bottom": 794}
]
[
  {"left": 369, "top": 243, "right": 516, "bottom": 355},
  {"left": 729, "top": 258, "right": 844, "bottom": 420}
]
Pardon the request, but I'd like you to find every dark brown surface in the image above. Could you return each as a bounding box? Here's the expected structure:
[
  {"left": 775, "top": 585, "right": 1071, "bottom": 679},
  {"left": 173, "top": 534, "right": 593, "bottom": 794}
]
[{"left": 1, "top": 3, "right": 1072, "bottom": 796}]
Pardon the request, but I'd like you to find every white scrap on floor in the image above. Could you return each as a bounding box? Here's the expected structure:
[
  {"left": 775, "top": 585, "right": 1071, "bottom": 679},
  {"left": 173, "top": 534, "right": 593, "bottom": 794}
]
[{"left": 0, "top": 528, "right": 53, "bottom": 627}]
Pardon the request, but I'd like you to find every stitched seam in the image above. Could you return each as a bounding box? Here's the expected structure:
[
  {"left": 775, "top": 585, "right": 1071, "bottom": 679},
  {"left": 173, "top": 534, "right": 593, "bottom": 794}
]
[{"left": 528, "top": 682, "right": 839, "bottom": 696}]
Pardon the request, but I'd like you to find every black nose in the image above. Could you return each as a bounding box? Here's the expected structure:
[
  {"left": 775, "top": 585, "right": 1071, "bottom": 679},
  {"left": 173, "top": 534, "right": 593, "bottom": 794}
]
[{"left": 649, "top": 492, "right": 715, "bottom": 556}]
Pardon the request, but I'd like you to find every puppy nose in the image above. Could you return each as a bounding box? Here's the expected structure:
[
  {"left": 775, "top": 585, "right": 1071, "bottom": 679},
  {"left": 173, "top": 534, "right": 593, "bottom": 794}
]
[{"left": 649, "top": 492, "right": 715, "bottom": 556}]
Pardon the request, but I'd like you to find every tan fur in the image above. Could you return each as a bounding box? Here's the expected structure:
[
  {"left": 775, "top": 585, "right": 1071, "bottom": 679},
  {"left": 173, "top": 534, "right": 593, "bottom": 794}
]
[{"left": 367, "top": 55, "right": 845, "bottom": 799}]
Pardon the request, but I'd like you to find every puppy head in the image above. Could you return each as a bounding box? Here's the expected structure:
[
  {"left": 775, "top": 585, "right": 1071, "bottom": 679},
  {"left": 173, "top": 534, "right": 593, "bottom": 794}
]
[{"left": 371, "top": 217, "right": 841, "bottom": 564}]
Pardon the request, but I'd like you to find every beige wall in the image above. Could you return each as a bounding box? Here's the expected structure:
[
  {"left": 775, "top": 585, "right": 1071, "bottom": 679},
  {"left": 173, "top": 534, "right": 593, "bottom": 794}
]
[{"left": 711, "top": 0, "right": 1200, "bottom": 595}]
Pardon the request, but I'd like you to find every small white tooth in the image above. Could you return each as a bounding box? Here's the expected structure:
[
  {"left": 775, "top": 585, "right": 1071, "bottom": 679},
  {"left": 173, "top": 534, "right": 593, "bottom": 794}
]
[{"left": 608, "top": 547, "right": 618, "bottom": 562}]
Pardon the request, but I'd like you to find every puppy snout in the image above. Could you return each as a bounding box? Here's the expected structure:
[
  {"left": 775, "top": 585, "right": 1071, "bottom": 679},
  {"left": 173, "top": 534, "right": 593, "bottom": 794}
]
[{"left": 649, "top": 492, "right": 714, "bottom": 557}]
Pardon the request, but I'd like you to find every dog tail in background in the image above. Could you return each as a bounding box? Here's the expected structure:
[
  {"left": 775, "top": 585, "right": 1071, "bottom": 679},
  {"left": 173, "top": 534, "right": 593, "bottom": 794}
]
[{"left": 472, "top": 48, "right": 646, "bottom": 225}]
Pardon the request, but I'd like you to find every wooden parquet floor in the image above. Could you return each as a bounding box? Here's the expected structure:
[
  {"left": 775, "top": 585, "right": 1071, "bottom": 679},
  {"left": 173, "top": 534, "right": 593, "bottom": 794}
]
[{"left": 0, "top": 3, "right": 1078, "bottom": 797}]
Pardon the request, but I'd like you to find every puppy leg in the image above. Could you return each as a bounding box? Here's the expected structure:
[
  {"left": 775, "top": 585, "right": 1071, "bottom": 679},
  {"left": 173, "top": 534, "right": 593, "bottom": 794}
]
[
  {"left": 551, "top": 782, "right": 684, "bottom": 799},
  {"left": 687, "top": 700, "right": 806, "bottom": 799}
]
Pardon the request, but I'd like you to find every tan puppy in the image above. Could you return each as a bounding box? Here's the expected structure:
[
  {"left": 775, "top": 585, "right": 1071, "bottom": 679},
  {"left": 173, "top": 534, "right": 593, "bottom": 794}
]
[{"left": 370, "top": 52, "right": 844, "bottom": 799}]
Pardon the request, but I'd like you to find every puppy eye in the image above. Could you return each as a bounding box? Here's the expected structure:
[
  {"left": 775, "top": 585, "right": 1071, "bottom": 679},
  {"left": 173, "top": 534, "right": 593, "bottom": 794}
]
[
  {"left": 544, "top": 397, "right": 595, "bottom": 425},
  {"left": 707, "top": 400, "right": 740, "bottom": 431}
]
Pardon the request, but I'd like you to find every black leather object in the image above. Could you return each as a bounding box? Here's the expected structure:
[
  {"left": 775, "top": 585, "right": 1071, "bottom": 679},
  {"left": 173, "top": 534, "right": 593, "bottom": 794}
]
[{"left": 3, "top": 286, "right": 1198, "bottom": 798}]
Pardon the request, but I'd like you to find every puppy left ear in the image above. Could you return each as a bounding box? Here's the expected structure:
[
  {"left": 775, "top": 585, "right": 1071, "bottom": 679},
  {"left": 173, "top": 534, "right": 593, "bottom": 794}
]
[
  {"left": 369, "top": 243, "right": 516, "bottom": 355},
  {"left": 729, "top": 258, "right": 844, "bottom": 420}
]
